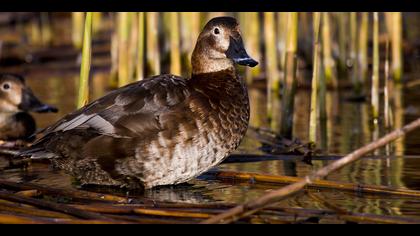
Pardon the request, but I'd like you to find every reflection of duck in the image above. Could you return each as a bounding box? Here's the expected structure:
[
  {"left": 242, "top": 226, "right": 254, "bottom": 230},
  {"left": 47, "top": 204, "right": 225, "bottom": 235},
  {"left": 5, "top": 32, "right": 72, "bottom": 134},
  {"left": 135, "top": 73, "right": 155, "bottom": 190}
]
[
  {"left": 0, "top": 74, "right": 58, "bottom": 141},
  {"left": 20, "top": 17, "right": 258, "bottom": 189}
]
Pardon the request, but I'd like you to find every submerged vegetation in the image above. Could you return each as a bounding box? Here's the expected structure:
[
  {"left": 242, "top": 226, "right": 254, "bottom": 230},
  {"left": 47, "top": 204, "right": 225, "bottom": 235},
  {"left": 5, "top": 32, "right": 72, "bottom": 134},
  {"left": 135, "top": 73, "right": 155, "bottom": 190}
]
[{"left": 0, "top": 12, "right": 419, "bottom": 224}]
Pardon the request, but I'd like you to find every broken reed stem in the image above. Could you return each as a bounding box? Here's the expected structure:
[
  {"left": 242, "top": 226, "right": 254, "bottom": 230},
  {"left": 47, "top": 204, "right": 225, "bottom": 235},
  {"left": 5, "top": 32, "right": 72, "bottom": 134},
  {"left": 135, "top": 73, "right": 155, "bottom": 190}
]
[
  {"left": 208, "top": 170, "right": 420, "bottom": 198},
  {"left": 77, "top": 12, "right": 92, "bottom": 109},
  {"left": 309, "top": 12, "right": 321, "bottom": 144},
  {"left": 202, "top": 117, "right": 420, "bottom": 224},
  {"left": 0, "top": 179, "right": 129, "bottom": 203},
  {"left": 170, "top": 12, "right": 181, "bottom": 75},
  {"left": 0, "top": 192, "right": 111, "bottom": 220},
  {"left": 371, "top": 12, "right": 380, "bottom": 120},
  {"left": 0, "top": 200, "right": 73, "bottom": 219},
  {"left": 136, "top": 12, "right": 145, "bottom": 80},
  {"left": 0, "top": 213, "right": 123, "bottom": 224}
]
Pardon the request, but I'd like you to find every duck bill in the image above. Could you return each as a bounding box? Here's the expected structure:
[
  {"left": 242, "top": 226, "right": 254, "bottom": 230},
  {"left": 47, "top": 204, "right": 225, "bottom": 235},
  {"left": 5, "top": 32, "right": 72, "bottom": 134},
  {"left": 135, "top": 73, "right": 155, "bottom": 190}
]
[
  {"left": 18, "top": 88, "right": 58, "bottom": 113},
  {"left": 225, "top": 36, "right": 258, "bottom": 67}
]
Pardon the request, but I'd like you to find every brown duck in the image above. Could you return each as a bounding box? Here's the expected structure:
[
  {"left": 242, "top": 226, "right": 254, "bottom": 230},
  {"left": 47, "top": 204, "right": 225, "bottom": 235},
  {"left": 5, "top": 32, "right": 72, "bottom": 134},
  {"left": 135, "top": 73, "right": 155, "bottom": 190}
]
[
  {"left": 19, "top": 17, "right": 258, "bottom": 189},
  {"left": 0, "top": 73, "right": 58, "bottom": 141}
]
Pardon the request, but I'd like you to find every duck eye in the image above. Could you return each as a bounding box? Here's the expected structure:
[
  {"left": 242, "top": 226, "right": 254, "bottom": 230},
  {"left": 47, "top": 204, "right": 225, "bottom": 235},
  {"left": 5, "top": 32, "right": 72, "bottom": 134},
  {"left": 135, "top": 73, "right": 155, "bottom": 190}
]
[
  {"left": 2, "top": 83, "right": 10, "bottom": 91},
  {"left": 213, "top": 28, "right": 220, "bottom": 35}
]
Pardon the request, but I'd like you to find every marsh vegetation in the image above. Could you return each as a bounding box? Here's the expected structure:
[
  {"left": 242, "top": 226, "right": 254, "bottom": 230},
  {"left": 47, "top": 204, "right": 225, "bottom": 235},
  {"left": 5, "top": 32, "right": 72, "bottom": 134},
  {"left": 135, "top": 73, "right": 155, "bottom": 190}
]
[{"left": 0, "top": 12, "right": 420, "bottom": 224}]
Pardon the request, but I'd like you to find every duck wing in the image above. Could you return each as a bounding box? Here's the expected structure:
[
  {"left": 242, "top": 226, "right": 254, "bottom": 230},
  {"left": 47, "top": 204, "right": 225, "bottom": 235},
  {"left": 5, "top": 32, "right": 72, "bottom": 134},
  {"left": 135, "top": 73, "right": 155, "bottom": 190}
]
[
  {"left": 24, "top": 74, "right": 191, "bottom": 153},
  {"left": 54, "top": 75, "right": 187, "bottom": 136}
]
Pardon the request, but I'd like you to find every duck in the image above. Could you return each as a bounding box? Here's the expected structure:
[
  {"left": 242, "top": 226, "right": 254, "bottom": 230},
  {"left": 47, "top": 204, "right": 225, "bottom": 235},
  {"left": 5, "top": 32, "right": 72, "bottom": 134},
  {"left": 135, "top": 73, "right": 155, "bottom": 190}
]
[
  {"left": 0, "top": 73, "right": 58, "bottom": 141},
  {"left": 19, "top": 17, "right": 258, "bottom": 189}
]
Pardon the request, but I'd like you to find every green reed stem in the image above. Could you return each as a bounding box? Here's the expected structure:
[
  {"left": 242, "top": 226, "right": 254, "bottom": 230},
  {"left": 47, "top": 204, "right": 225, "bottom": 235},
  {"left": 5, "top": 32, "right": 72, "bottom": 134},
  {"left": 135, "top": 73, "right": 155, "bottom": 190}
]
[
  {"left": 358, "top": 12, "right": 369, "bottom": 85},
  {"left": 280, "top": 12, "right": 298, "bottom": 139},
  {"left": 337, "top": 13, "right": 347, "bottom": 75},
  {"left": 264, "top": 12, "right": 280, "bottom": 93},
  {"left": 391, "top": 12, "right": 403, "bottom": 83},
  {"left": 92, "top": 12, "right": 103, "bottom": 34},
  {"left": 117, "top": 12, "right": 131, "bottom": 87},
  {"left": 371, "top": 12, "right": 380, "bottom": 120},
  {"left": 128, "top": 12, "right": 138, "bottom": 82},
  {"left": 277, "top": 12, "right": 288, "bottom": 71},
  {"left": 146, "top": 12, "right": 160, "bottom": 76},
  {"left": 136, "top": 12, "right": 145, "bottom": 80},
  {"left": 349, "top": 12, "right": 359, "bottom": 92},
  {"left": 72, "top": 12, "right": 84, "bottom": 49},
  {"left": 321, "top": 12, "right": 337, "bottom": 89},
  {"left": 309, "top": 12, "right": 321, "bottom": 144},
  {"left": 77, "top": 12, "right": 93, "bottom": 108},
  {"left": 385, "top": 38, "right": 390, "bottom": 129}
]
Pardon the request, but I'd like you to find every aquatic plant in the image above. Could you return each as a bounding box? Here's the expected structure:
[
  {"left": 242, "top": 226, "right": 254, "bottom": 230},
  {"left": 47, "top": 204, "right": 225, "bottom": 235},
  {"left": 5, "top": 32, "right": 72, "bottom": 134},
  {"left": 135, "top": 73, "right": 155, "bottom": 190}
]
[{"left": 77, "top": 12, "right": 92, "bottom": 108}]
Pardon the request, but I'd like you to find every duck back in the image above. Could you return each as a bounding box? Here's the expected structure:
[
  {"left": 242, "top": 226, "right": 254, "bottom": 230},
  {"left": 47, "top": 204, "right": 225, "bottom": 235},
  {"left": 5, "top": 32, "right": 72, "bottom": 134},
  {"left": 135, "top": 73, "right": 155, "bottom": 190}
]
[{"left": 21, "top": 71, "right": 249, "bottom": 189}]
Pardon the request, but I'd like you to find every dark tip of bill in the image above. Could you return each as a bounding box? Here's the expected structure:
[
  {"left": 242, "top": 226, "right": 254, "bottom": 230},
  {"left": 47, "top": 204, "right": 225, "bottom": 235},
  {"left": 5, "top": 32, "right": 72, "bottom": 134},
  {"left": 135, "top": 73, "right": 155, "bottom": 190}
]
[{"left": 235, "top": 57, "right": 259, "bottom": 67}]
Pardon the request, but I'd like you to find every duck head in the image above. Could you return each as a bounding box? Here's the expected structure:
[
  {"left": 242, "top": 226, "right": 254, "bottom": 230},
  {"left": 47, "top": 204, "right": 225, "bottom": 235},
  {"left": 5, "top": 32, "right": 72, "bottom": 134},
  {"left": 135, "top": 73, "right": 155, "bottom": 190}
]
[
  {"left": 191, "top": 17, "right": 258, "bottom": 75},
  {"left": 0, "top": 74, "right": 58, "bottom": 114}
]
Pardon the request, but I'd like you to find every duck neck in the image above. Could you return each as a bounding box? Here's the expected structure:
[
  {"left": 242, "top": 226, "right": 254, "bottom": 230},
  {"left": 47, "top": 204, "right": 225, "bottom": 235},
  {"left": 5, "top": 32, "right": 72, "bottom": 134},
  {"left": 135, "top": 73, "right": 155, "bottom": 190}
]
[{"left": 191, "top": 58, "right": 236, "bottom": 76}]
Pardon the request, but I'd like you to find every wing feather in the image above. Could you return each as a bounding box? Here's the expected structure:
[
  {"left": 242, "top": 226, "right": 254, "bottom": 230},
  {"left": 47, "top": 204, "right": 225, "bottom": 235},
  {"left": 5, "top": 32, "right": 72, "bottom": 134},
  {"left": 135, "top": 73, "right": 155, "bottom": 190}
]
[{"left": 39, "top": 75, "right": 189, "bottom": 138}]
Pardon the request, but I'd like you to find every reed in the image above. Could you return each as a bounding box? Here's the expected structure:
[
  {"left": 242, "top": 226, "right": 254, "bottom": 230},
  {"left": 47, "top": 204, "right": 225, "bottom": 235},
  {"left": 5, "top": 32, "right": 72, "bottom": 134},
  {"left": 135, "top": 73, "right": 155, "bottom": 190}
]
[
  {"left": 337, "top": 13, "right": 347, "bottom": 75},
  {"left": 110, "top": 20, "right": 119, "bottom": 88},
  {"left": 277, "top": 12, "right": 288, "bottom": 71},
  {"left": 371, "top": 12, "right": 380, "bottom": 120},
  {"left": 72, "top": 12, "right": 84, "bottom": 49},
  {"left": 358, "top": 12, "right": 369, "bottom": 86},
  {"left": 264, "top": 12, "right": 280, "bottom": 93},
  {"left": 40, "top": 12, "right": 52, "bottom": 46},
  {"left": 136, "top": 12, "right": 145, "bottom": 80},
  {"left": 129, "top": 13, "right": 139, "bottom": 83},
  {"left": 384, "top": 38, "right": 391, "bottom": 129},
  {"left": 179, "top": 12, "right": 200, "bottom": 76},
  {"left": 241, "top": 12, "right": 261, "bottom": 83},
  {"left": 280, "top": 12, "right": 298, "bottom": 139},
  {"left": 349, "top": 12, "right": 359, "bottom": 92},
  {"left": 117, "top": 12, "right": 131, "bottom": 87},
  {"left": 309, "top": 12, "right": 321, "bottom": 144},
  {"left": 146, "top": 12, "right": 160, "bottom": 76},
  {"left": 321, "top": 13, "right": 337, "bottom": 89},
  {"left": 203, "top": 117, "right": 420, "bottom": 224},
  {"left": 77, "top": 12, "right": 92, "bottom": 108},
  {"left": 208, "top": 170, "right": 420, "bottom": 198},
  {"left": 391, "top": 12, "right": 403, "bottom": 83},
  {"left": 169, "top": 12, "right": 181, "bottom": 75},
  {"left": 92, "top": 12, "right": 103, "bottom": 34}
]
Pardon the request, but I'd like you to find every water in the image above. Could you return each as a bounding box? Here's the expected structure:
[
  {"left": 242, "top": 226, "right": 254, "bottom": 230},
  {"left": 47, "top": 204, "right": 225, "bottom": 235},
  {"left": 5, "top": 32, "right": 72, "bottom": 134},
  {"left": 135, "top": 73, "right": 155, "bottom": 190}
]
[
  {"left": 1, "top": 13, "right": 420, "bottom": 221},
  {"left": 1, "top": 69, "right": 420, "bottom": 219}
]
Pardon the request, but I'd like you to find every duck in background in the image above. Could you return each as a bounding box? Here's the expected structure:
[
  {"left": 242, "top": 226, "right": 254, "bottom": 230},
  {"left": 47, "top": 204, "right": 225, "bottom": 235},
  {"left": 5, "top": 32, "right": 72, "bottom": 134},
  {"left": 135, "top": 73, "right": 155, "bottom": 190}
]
[
  {"left": 19, "top": 17, "right": 258, "bottom": 189},
  {"left": 0, "top": 73, "right": 58, "bottom": 142}
]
